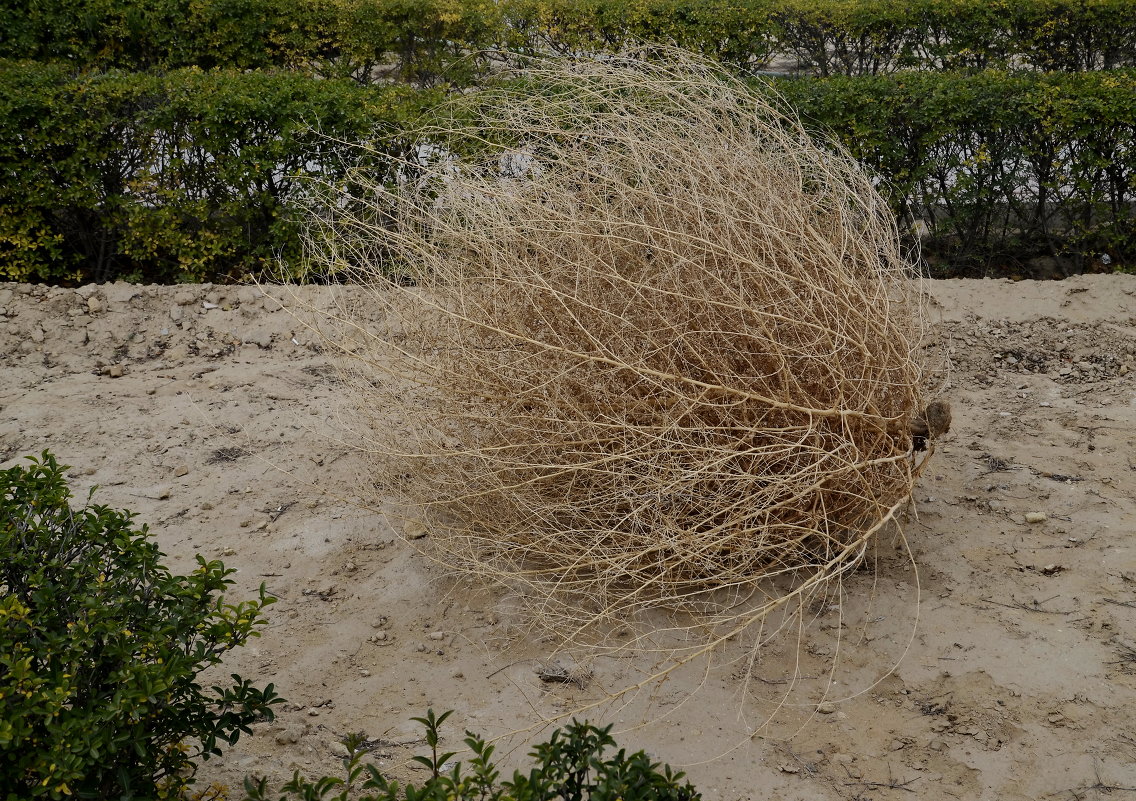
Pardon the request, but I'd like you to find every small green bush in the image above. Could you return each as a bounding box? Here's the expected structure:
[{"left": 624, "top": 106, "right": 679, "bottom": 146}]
[
  {"left": 0, "top": 452, "right": 283, "bottom": 800},
  {"left": 243, "top": 709, "right": 700, "bottom": 801}
]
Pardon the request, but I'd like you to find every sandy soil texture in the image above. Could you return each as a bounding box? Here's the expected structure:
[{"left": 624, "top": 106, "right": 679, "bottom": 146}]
[{"left": 2, "top": 276, "right": 1135, "bottom": 801}]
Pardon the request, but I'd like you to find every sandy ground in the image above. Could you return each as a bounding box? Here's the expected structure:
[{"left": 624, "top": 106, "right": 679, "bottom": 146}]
[{"left": 2, "top": 275, "right": 1135, "bottom": 801}]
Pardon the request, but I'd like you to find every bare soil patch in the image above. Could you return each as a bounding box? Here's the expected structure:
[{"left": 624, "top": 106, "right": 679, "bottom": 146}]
[{"left": 2, "top": 275, "right": 1135, "bottom": 800}]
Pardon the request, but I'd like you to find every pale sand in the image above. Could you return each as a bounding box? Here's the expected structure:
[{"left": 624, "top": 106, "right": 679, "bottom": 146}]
[{"left": 2, "top": 274, "right": 1134, "bottom": 800}]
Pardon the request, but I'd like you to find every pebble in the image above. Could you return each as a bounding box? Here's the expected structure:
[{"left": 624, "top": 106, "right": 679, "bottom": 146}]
[
  {"left": 174, "top": 464, "right": 189, "bottom": 477},
  {"left": 244, "top": 330, "right": 272, "bottom": 349},
  {"left": 157, "top": 486, "right": 171, "bottom": 500},
  {"left": 929, "top": 739, "right": 947, "bottom": 752},
  {"left": 275, "top": 724, "right": 303, "bottom": 745},
  {"left": 404, "top": 521, "right": 428, "bottom": 540},
  {"left": 416, "top": 644, "right": 427, "bottom": 653},
  {"left": 1024, "top": 512, "right": 1048, "bottom": 524},
  {"left": 221, "top": 547, "right": 236, "bottom": 556},
  {"left": 328, "top": 741, "right": 350, "bottom": 758},
  {"left": 86, "top": 296, "right": 103, "bottom": 314},
  {"left": 108, "top": 364, "right": 125, "bottom": 378},
  {"left": 428, "top": 631, "right": 446, "bottom": 641},
  {"left": 817, "top": 702, "right": 836, "bottom": 714}
]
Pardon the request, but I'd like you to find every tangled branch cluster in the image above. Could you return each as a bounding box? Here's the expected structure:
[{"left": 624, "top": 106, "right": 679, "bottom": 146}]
[{"left": 307, "top": 52, "right": 930, "bottom": 660}]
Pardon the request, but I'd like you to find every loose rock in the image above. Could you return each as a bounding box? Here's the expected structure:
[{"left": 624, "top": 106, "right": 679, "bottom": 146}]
[{"left": 275, "top": 724, "right": 304, "bottom": 745}]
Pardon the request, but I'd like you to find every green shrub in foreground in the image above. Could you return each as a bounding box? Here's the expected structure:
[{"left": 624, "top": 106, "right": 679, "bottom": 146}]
[
  {"left": 244, "top": 709, "right": 700, "bottom": 801},
  {"left": 0, "top": 452, "right": 282, "bottom": 800}
]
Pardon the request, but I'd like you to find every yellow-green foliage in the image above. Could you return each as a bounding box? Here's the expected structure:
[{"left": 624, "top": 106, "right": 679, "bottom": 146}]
[
  {"left": 2, "top": 0, "right": 1134, "bottom": 282},
  {"left": 3, "top": 0, "right": 1135, "bottom": 79},
  {"left": 0, "top": 63, "right": 441, "bottom": 284},
  {"left": 1, "top": 453, "right": 282, "bottom": 799},
  {"left": 776, "top": 69, "right": 1136, "bottom": 273}
]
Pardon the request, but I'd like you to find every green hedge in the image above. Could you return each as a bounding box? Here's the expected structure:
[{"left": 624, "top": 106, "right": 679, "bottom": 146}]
[
  {"left": 775, "top": 69, "right": 1136, "bottom": 274},
  {"left": 768, "top": 0, "right": 1136, "bottom": 75},
  {"left": 2, "top": 64, "right": 1132, "bottom": 282},
  {"left": 0, "top": 62, "right": 440, "bottom": 284},
  {"left": 0, "top": 0, "right": 503, "bottom": 85},
  {"left": 3, "top": 0, "right": 1135, "bottom": 81}
]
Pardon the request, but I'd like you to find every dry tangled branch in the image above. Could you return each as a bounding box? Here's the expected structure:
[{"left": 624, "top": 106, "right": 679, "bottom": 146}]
[{"left": 304, "top": 51, "right": 934, "bottom": 686}]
